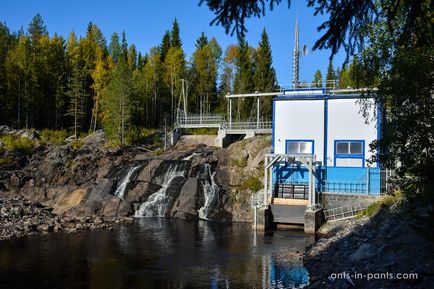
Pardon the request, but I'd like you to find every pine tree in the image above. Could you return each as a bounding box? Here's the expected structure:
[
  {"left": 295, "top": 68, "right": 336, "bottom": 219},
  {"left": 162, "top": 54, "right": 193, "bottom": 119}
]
[
  {"left": 128, "top": 44, "right": 137, "bottom": 70},
  {"left": 121, "top": 31, "right": 128, "bottom": 61},
  {"left": 66, "top": 68, "right": 86, "bottom": 140},
  {"left": 326, "top": 60, "right": 336, "bottom": 86},
  {"left": 253, "top": 29, "right": 277, "bottom": 119},
  {"left": 313, "top": 70, "right": 323, "bottom": 87},
  {"left": 101, "top": 58, "right": 134, "bottom": 145},
  {"left": 27, "top": 14, "right": 47, "bottom": 44},
  {"left": 234, "top": 38, "right": 255, "bottom": 120},
  {"left": 86, "top": 22, "right": 107, "bottom": 51},
  {"left": 160, "top": 31, "right": 171, "bottom": 62},
  {"left": 109, "top": 32, "right": 121, "bottom": 63},
  {"left": 170, "top": 18, "right": 182, "bottom": 48},
  {"left": 195, "top": 32, "right": 208, "bottom": 49}
]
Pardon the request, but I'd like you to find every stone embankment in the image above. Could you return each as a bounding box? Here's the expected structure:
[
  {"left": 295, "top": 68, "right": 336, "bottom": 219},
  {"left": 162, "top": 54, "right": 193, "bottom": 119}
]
[
  {"left": 0, "top": 194, "right": 133, "bottom": 241},
  {"left": 304, "top": 195, "right": 434, "bottom": 289}
]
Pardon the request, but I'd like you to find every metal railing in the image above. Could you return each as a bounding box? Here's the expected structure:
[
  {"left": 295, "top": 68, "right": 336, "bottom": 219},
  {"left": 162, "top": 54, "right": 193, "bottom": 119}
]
[
  {"left": 223, "top": 121, "right": 273, "bottom": 131},
  {"left": 175, "top": 110, "right": 224, "bottom": 128},
  {"left": 323, "top": 202, "right": 369, "bottom": 221},
  {"left": 274, "top": 183, "right": 309, "bottom": 200},
  {"left": 321, "top": 180, "right": 368, "bottom": 194}
]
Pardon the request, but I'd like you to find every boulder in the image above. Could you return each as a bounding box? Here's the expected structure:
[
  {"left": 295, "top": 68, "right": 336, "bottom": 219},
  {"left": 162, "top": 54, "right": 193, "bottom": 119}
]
[
  {"left": 52, "top": 187, "right": 89, "bottom": 215},
  {"left": 349, "top": 243, "right": 377, "bottom": 262},
  {"left": 101, "top": 195, "right": 121, "bottom": 216},
  {"left": 136, "top": 160, "right": 163, "bottom": 182},
  {"left": 171, "top": 178, "right": 200, "bottom": 219},
  {"left": 81, "top": 130, "right": 106, "bottom": 147}
]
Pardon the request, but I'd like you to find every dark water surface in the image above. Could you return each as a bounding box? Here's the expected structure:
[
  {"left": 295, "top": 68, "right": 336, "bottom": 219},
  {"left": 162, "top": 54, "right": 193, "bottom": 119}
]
[{"left": 0, "top": 219, "right": 313, "bottom": 289}]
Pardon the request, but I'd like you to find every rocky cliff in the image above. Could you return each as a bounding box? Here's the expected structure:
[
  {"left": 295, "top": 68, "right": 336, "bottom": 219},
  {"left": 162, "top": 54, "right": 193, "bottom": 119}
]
[{"left": 0, "top": 128, "right": 271, "bottom": 224}]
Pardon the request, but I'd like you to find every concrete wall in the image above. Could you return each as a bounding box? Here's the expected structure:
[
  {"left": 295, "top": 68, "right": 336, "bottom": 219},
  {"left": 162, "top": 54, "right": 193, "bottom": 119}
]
[
  {"left": 321, "top": 192, "right": 379, "bottom": 210},
  {"left": 273, "top": 99, "right": 325, "bottom": 164},
  {"left": 327, "top": 98, "right": 378, "bottom": 167}
]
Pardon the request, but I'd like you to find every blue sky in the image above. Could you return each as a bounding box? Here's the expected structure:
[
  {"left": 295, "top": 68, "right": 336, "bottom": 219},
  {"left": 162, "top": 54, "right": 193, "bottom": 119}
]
[{"left": 0, "top": 0, "right": 345, "bottom": 84}]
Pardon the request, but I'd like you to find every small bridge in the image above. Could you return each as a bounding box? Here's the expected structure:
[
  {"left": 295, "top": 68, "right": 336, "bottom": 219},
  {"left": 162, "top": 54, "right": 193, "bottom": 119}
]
[{"left": 174, "top": 109, "right": 272, "bottom": 147}]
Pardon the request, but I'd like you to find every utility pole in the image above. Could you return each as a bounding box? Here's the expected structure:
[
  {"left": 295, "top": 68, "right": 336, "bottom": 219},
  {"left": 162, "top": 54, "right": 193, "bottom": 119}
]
[{"left": 292, "top": 11, "right": 300, "bottom": 88}]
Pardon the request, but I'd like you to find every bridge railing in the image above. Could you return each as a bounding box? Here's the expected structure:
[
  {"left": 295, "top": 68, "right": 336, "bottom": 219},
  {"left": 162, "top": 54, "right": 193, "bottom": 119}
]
[
  {"left": 223, "top": 121, "right": 273, "bottom": 131},
  {"left": 175, "top": 110, "right": 225, "bottom": 128}
]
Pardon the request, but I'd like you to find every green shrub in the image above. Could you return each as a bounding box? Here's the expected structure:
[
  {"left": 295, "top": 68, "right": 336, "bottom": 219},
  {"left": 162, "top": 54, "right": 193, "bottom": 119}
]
[
  {"left": 0, "top": 156, "right": 14, "bottom": 166},
  {"left": 239, "top": 174, "right": 263, "bottom": 192},
  {"left": 40, "top": 129, "right": 68, "bottom": 145},
  {"left": 0, "top": 135, "right": 35, "bottom": 155}
]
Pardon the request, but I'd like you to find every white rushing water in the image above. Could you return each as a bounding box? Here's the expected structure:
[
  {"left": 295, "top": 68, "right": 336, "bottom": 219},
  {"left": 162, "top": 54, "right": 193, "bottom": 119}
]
[
  {"left": 114, "top": 163, "right": 143, "bottom": 200},
  {"left": 198, "top": 164, "right": 220, "bottom": 220},
  {"left": 134, "top": 163, "right": 186, "bottom": 217}
]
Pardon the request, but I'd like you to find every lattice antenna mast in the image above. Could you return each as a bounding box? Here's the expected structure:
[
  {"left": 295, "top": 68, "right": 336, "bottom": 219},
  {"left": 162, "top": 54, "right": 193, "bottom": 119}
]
[{"left": 292, "top": 11, "right": 300, "bottom": 87}]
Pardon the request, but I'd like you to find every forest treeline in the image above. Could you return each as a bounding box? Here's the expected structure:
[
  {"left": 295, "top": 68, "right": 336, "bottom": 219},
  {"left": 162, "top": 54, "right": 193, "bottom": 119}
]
[{"left": 0, "top": 14, "right": 359, "bottom": 143}]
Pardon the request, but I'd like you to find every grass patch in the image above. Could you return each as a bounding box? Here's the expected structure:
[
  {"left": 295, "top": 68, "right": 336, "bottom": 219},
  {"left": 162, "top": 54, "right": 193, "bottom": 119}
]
[
  {"left": 40, "top": 129, "right": 68, "bottom": 145},
  {"left": 356, "top": 191, "right": 403, "bottom": 218},
  {"left": 0, "top": 135, "right": 35, "bottom": 155},
  {"left": 184, "top": 128, "right": 218, "bottom": 135},
  {"left": 239, "top": 174, "right": 263, "bottom": 193}
]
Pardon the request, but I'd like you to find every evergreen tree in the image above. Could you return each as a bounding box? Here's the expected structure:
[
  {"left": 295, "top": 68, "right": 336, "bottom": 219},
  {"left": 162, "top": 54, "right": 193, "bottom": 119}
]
[
  {"left": 195, "top": 32, "right": 208, "bottom": 49},
  {"left": 313, "top": 70, "right": 323, "bottom": 87},
  {"left": 121, "top": 30, "right": 128, "bottom": 61},
  {"left": 66, "top": 67, "right": 86, "bottom": 140},
  {"left": 170, "top": 18, "right": 182, "bottom": 48},
  {"left": 233, "top": 38, "right": 254, "bottom": 120},
  {"left": 253, "top": 29, "right": 276, "bottom": 119},
  {"left": 128, "top": 44, "right": 137, "bottom": 70},
  {"left": 325, "top": 60, "right": 336, "bottom": 86},
  {"left": 27, "top": 14, "right": 47, "bottom": 44},
  {"left": 86, "top": 22, "right": 107, "bottom": 51},
  {"left": 159, "top": 31, "right": 171, "bottom": 62},
  {"left": 101, "top": 58, "right": 134, "bottom": 145},
  {"left": 109, "top": 32, "right": 121, "bottom": 63}
]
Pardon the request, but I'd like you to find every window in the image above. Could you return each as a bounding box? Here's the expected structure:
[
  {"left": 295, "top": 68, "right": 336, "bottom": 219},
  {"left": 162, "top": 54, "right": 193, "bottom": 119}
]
[
  {"left": 334, "top": 140, "right": 365, "bottom": 167},
  {"left": 335, "top": 141, "right": 363, "bottom": 155},
  {"left": 286, "top": 140, "right": 314, "bottom": 154}
]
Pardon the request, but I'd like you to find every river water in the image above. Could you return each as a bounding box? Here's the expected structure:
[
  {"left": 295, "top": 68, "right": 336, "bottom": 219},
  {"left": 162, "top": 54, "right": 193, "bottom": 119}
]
[{"left": 0, "top": 219, "right": 313, "bottom": 289}]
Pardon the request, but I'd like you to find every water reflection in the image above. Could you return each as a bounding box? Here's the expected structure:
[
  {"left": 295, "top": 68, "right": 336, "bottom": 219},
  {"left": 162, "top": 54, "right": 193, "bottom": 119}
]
[{"left": 0, "top": 219, "right": 313, "bottom": 289}]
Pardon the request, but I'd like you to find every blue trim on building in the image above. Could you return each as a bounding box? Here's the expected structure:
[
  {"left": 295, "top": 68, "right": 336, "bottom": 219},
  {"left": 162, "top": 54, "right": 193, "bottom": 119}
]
[
  {"left": 275, "top": 93, "right": 376, "bottom": 101},
  {"left": 376, "top": 101, "right": 382, "bottom": 168},
  {"left": 285, "top": 139, "right": 315, "bottom": 154},
  {"left": 333, "top": 140, "right": 365, "bottom": 168},
  {"left": 272, "top": 99, "right": 276, "bottom": 153},
  {"left": 323, "top": 96, "right": 328, "bottom": 166}
]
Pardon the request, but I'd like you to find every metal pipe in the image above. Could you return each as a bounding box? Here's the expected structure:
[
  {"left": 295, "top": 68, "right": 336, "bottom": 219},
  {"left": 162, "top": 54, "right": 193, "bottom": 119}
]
[
  {"left": 257, "top": 97, "right": 260, "bottom": 129},
  {"left": 226, "top": 92, "right": 282, "bottom": 98},
  {"left": 229, "top": 99, "right": 232, "bottom": 128}
]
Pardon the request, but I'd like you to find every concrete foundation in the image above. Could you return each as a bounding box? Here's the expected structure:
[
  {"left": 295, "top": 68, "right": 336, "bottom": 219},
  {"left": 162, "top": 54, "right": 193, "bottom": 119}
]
[
  {"left": 321, "top": 193, "right": 379, "bottom": 210},
  {"left": 304, "top": 208, "right": 323, "bottom": 234},
  {"left": 215, "top": 130, "right": 229, "bottom": 148},
  {"left": 253, "top": 206, "right": 276, "bottom": 231}
]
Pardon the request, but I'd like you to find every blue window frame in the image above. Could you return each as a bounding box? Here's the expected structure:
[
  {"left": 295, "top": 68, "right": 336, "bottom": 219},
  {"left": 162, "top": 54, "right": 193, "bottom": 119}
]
[
  {"left": 285, "top": 140, "right": 315, "bottom": 154},
  {"left": 334, "top": 140, "right": 365, "bottom": 167}
]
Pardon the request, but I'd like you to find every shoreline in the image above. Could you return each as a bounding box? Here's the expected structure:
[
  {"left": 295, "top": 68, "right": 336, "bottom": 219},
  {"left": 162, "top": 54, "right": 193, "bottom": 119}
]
[
  {"left": 0, "top": 193, "right": 133, "bottom": 242},
  {"left": 302, "top": 200, "right": 434, "bottom": 289}
]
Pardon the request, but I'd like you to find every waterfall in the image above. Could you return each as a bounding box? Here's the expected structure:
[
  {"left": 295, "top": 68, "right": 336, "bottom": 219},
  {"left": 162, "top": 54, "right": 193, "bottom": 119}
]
[
  {"left": 113, "top": 163, "right": 143, "bottom": 200},
  {"left": 198, "top": 164, "right": 220, "bottom": 220},
  {"left": 135, "top": 162, "right": 187, "bottom": 217}
]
